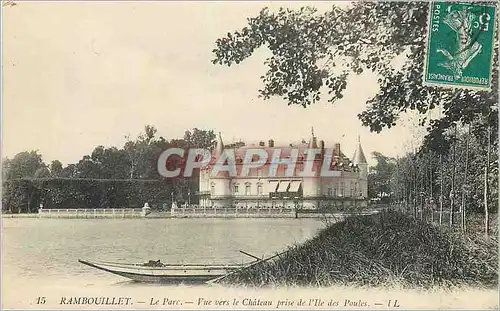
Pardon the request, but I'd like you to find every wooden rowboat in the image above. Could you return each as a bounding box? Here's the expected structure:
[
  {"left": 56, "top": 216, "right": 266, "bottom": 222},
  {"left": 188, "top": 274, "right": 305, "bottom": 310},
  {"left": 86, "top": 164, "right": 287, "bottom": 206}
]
[
  {"left": 78, "top": 259, "right": 245, "bottom": 283},
  {"left": 79, "top": 250, "right": 288, "bottom": 284}
]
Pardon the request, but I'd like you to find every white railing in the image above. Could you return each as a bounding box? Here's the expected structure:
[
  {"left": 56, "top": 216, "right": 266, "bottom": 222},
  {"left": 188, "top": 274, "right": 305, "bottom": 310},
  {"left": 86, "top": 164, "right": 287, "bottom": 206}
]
[
  {"left": 38, "top": 208, "right": 142, "bottom": 218},
  {"left": 171, "top": 207, "right": 296, "bottom": 218}
]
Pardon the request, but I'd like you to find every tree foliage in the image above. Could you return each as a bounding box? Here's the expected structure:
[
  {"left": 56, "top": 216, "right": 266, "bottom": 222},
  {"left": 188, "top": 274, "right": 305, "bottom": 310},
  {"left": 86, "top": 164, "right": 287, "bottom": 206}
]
[
  {"left": 2, "top": 125, "right": 216, "bottom": 212},
  {"left": 212, "top": 2, "right": 498, "bottom": 233},
  {"left": 50, "top": 160, "right": 63, "bottom": 177},
  {"left": 368, "top": 152, "right": 396, "bottom": 202},
  {"left": 2, "top": 151, "right": 45, "bottom": 180},
  {"left": 2, "top": 178, "right": 172, "bottom": 213},
  {"left": 183, "top": 128, "right": 217, "bottom": 150},
  {"left": 391, "top": 127, "right": 498, "bottom": 231},
  {"left": 212, "top": 2, "right": 497, "bottom": 137}
]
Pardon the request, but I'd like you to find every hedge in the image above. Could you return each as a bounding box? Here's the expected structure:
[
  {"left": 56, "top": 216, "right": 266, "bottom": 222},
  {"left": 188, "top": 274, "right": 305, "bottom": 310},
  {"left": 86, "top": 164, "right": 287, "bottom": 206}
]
[{"left": 2, "top": 178, "right": 196, "bottom": 213}]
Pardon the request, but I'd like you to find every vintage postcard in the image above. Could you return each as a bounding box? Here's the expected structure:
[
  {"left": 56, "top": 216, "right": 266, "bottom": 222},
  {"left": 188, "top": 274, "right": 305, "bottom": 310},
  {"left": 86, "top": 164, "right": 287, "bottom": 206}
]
[{"left": 1, "top": 1, "right": 498, "bottom": 310}]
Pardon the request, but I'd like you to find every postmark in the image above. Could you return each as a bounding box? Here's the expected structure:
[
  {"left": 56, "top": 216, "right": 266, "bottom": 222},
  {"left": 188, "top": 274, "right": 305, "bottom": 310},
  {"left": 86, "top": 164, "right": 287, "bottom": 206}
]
[{"left": 424, "top": 2, "right": 496, "bottom": 90}]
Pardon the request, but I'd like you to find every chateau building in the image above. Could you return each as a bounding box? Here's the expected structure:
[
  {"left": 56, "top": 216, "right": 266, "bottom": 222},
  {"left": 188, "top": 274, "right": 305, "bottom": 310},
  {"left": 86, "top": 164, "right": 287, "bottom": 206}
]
[{"left": 198, "top": 130, "right": 368, "bottom": 210}]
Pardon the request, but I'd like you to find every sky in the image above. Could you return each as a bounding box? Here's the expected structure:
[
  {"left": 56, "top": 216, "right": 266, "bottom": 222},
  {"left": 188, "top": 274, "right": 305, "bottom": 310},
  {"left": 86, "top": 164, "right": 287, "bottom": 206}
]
[{"left": 2, "top": 1, "right": 431, "bottom": 166}]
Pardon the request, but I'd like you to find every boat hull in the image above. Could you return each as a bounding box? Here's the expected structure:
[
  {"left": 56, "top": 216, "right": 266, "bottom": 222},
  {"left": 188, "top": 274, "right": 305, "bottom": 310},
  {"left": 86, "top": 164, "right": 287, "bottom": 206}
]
[{"left": 78, "top": 259, "right": 241, "bottom": 284}]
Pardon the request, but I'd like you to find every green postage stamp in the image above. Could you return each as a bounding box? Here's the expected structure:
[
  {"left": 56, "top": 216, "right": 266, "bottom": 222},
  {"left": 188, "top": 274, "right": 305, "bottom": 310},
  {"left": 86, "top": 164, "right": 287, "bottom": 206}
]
[{"left": 424, "top": 2, "right": 497, "bottom": 90}]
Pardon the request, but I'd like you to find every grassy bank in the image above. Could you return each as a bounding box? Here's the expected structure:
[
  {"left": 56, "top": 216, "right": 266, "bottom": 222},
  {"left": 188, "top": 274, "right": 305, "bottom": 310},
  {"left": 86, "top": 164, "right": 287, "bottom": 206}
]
[{"left": 222, "top": 211, "right": 498, "bottom": 288}]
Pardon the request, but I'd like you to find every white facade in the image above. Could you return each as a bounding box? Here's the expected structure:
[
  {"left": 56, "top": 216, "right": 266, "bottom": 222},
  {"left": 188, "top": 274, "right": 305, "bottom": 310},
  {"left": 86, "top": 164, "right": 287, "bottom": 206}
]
[{"left": 198, "top": 132, "right": 368, "bottom": 210}]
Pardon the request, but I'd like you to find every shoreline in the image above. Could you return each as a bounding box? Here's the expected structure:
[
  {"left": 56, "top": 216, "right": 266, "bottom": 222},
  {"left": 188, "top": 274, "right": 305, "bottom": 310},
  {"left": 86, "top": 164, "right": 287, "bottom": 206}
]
[
  {"left": 221, "top": 210, "right": 498, "bottom": 289},
  {"left": 1, "top": 211, "right": 377, "bottom": 219}
]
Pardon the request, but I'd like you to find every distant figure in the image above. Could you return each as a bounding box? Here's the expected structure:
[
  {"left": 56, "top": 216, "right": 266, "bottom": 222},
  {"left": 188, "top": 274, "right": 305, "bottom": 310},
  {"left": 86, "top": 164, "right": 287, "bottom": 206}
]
[{"left": 141, "top": 202, "right": 151, "bottom": 217}]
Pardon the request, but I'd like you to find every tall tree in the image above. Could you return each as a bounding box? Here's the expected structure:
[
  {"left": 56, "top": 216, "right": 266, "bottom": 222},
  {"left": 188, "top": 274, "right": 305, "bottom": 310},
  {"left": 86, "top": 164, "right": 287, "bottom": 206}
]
[
  {"left": 2, "top": 151, "right": 46, "bottom": 213},
  {"left": 75, "top": 155, "right": 100, "bottom": 178},
  {"left": 368, "top": 152, "right": 396, "bottom": 202},
  {"left": 33, "top": 166, "right": 51, "bottom": 178},
  {"left": 124, "top": 125, "right": 159, "bottom": 179},
  {"left": 3, "top": 150, "right": 45, "bottom": 180},
  {"left": 49, "top": 160, "right": 63, "bottom": 177},
  {"left": 61, "top": 164, "right": 78, "bottom": 178},
  {"left": 183, "top": 128, "right": 217, "bottom": 150},
  {"left": 90, "top": 146, "right": 129, "bottom": 179}
]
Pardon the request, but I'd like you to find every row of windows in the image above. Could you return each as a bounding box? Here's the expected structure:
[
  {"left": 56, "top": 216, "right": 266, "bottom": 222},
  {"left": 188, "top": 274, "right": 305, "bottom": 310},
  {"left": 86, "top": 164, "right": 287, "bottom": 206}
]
[
  {"left": 326, "top": 188, "right": 358, "bottom": 197},
  {"left": 209, "top": 182, "right": 360, "bottom": 196},
  {"left": 233, "top": 184, "right": 263, "bottom": 195},
  {"left": 210, "top": 183, "right": 263, "bottom": 196}
]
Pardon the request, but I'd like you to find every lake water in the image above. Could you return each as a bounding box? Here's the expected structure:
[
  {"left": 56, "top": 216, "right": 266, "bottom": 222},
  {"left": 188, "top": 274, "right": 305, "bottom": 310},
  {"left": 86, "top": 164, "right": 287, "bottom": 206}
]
[
  {"left": 3, "top": 218, "right": 498, "bottom": 310},
  {"left": 2, "top": 218, "right": 324, "bottom": 307}
]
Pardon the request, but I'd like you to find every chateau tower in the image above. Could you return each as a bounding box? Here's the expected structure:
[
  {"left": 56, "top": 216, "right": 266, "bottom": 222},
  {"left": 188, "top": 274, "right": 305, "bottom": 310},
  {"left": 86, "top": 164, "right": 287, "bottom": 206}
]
[
  {"left": 352, "top": 135, "right": 368, "bottom": 198},
  {"left": 214, "top": 132, "right": 224, "bottom": 158},
  {"left": 303, "top": 127, "right": 320, "bottom": 209},
  {"left": 211, "top": 132, "right": 232, "bottom": 207}
]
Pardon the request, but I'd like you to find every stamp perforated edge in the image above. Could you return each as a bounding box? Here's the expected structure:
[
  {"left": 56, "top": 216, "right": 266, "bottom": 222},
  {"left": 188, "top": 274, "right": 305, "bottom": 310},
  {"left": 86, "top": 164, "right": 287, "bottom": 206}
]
[{"left": 422, "top": 1, "right": 497, "bottom": 92}]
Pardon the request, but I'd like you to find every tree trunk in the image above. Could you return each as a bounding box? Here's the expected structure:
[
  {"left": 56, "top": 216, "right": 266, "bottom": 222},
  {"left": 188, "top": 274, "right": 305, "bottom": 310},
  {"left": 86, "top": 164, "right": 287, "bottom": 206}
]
[
  {"left": 129, "top": 161, "right": 136, "bottom": 179},
  {"left": 461, "top": 126, "right": 470, "bottom": 232},
  {"left": 439, "top": 154, "right": 443, "bottom": 226},
  {"left": 420, "top": 170, "right": 424, "bottom": 221},
  {"left": 429, "top": 152, "right": 434, "bottom": 223},
  {"left": 484, "top": 167, "right": 489, "bottom": 237},
  {"left": 450, "top": 181, "right": 454, "bottom": 227},
  {"left": 484, "top": 125, "right": 490, "bottom": 238},
  {"left": 413, "top": 154, "right": 417, "bottom": 218},
  {"left": 450, "top": 132, "right": 456, "bottom": 227}
]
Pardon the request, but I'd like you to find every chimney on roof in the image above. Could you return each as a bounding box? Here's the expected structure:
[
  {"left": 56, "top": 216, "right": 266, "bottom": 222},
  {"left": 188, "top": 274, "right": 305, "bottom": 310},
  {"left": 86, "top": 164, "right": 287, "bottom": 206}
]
[
  {"left": 308, "top": 127, "right": 318, "bottom": 149},
  {"left": 334, "top": 143, "right": 341, "bottom": 156},
  {"left": 268, "top": 139, "right": 275, "bottom": 147},
  {"left": 320, "top": 140, "right": 325, "bottom": 155},
  {"left": 259, "top": 141, "right": 265, "bottom": 147}
]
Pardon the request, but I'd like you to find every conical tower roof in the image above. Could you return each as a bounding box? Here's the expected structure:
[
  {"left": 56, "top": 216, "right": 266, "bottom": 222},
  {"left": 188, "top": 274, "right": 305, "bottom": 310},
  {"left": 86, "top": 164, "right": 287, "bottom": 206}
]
[
  {"left": 215, "top": 132, "right": 224, "bottom": 156},
  {"left": 352, "top": 135, "right": 367, "bottom": 164}
]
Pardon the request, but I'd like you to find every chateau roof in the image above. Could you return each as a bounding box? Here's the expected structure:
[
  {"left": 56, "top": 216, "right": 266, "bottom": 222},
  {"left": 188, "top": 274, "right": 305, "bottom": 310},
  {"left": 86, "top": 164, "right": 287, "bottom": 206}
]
[
  {"left": 352, "top": 139, "right": 367, "bottom": 165},
  {"left": 205, "top": 143, "right": 353, "bottom": 178},
  {"left": 227, "top": 144, "right": 346, "bottom": 159},
  {"left": 208, "top": 133, "right": 357, "bottom": 179}
]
